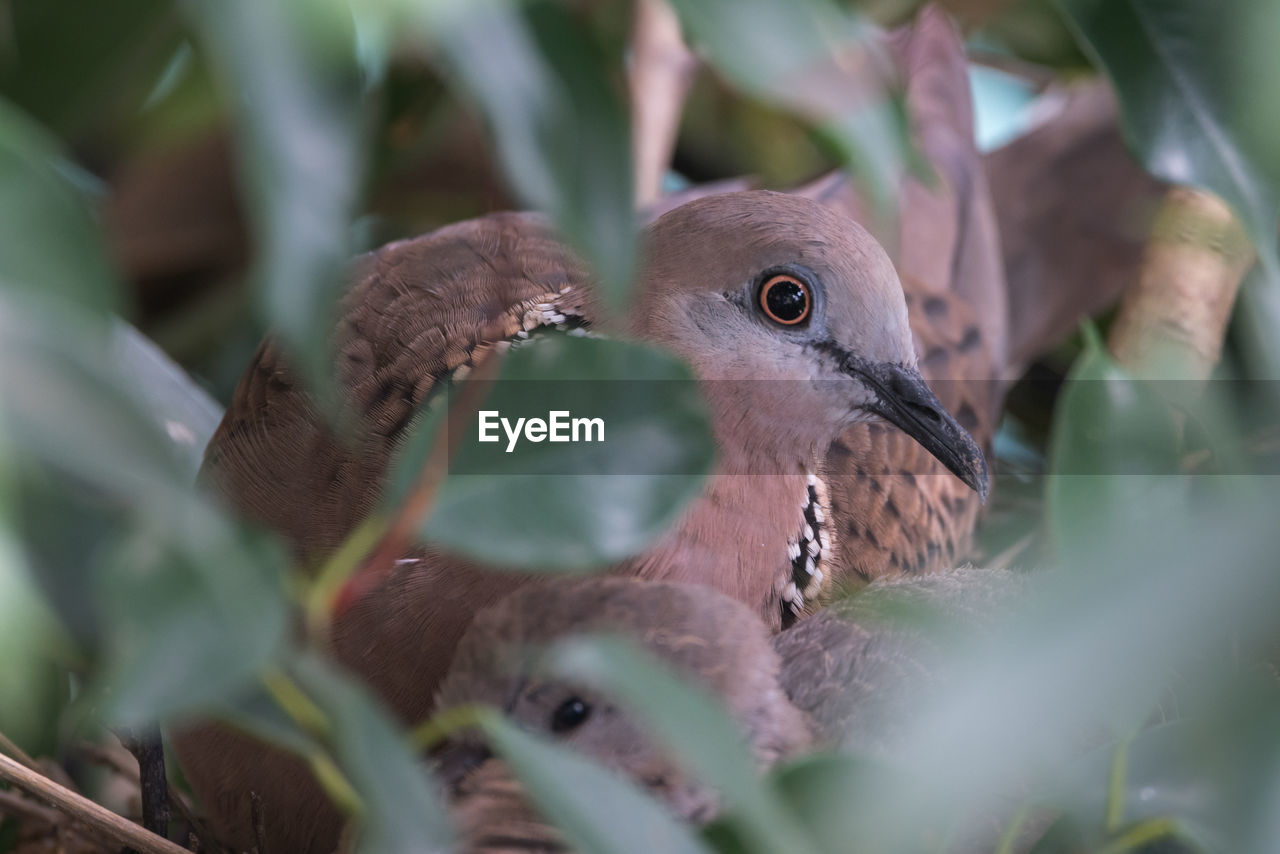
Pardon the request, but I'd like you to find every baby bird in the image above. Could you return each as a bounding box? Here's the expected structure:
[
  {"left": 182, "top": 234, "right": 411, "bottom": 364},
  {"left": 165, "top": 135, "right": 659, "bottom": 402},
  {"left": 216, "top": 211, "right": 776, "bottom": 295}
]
[{"left": 434, "top": 570, "right": 1022, "bottom": 850}]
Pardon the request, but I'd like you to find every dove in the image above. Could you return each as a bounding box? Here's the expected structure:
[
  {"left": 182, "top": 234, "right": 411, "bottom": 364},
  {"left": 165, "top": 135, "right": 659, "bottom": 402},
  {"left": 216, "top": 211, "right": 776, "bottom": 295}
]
[
  {"left": 175, "top": 188, "right": 988, "bottom": 854},
  {"left": 434, "top": 570, "right": 1024, "bottom": 850}
]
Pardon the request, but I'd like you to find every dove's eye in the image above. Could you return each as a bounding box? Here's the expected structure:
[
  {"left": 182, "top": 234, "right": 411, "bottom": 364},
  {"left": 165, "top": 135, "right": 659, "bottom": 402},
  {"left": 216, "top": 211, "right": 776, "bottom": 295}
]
[
  {"left": 758, "top": 274, "right": 812, "bottom": 326},
  {"left": 549, "top": 696, "right": 592, "bottom": 734}
]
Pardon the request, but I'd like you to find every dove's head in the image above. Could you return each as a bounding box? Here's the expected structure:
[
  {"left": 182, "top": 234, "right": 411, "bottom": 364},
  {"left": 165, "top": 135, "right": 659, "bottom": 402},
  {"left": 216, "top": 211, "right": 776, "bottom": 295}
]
[
  {"left": 632, "top": 190, "right": 988, "bottom": 498},
  {"left": 433, "top": 578, "right": 811, "bottom": 821}
]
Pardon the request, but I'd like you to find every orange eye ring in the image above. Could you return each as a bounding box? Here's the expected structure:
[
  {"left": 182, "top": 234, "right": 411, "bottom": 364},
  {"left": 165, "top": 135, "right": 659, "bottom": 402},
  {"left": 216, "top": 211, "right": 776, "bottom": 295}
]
[{"left": 758, "top": 274, "right": 812, "bottom": 325}]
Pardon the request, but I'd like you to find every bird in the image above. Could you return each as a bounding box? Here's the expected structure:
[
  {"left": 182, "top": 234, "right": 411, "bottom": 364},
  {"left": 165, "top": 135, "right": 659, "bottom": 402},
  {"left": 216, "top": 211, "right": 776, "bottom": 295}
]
[
  {"left": 433, "top": 570, "right": 1024, "bottom": 852},
  {"left": 645, "top": 4, "right": 1007, "bottom": 585},
  {"left": 175, "top": 188, "right": 989, "bottom": 854},
  {"left": 174, "top": 9, "right": 1007, "bottom": 851}
]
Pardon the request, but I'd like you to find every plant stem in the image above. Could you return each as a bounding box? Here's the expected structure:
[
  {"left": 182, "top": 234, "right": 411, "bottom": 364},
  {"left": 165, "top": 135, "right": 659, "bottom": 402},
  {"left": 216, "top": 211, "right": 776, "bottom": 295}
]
[
  {"left": 1105, "top": 736, "right": 1131, "bottom": 832},
  {"left": 1095, "top": 817, "right": 1179, "bottom": 854},
  {"left": 0, "top": 751, "right": 191, "bottom": 854}
]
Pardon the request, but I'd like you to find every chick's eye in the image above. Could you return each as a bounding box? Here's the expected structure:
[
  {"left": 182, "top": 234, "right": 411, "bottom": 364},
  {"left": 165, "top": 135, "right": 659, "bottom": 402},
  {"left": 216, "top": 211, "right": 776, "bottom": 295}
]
[
  {"left": 550, "top": 697, "right": 592, "bottom": 734},
  {"left": 758, "top": 274, "right": 811, "bottom": 325}
]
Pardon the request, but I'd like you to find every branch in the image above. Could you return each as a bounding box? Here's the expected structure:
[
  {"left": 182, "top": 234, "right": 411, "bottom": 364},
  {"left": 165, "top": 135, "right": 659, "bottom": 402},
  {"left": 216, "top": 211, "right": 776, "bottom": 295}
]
[
  {"left": 77, "top": 740, "right": 226, "bottom": 854},
  {"left": 0, "top": 729, "right": 39, "bottom": 772},
  {"left": 0, "top": 751, "right": 191, "bottom": 854},
  {"left": 1107, "top": 186, "right": 1254, "bottom": 383},
  {"left": 117, "top": 726, "right": 172, "bottom": 847},
  {"left": 628, "top": 0, "right": 697, "bottom": 207}
]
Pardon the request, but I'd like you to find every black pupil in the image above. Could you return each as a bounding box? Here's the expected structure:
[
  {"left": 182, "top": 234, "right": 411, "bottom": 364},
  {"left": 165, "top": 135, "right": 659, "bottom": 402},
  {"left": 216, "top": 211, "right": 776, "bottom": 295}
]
[
  {"left": 550, "top": 697, "right": 591, "bottom": 733},
  {"left": 765, "top": 280, "right": 807, "bottom": 321}
]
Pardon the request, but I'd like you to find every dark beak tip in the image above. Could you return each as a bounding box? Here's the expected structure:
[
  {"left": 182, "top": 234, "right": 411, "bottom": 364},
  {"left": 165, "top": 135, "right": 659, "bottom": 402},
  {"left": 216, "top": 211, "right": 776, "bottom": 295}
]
[
  {"left": 972, "top": 461, "right": 991, "bottom": 504},
  {"left": 842, "top": 357, "right": 991, "bottom": 503}
]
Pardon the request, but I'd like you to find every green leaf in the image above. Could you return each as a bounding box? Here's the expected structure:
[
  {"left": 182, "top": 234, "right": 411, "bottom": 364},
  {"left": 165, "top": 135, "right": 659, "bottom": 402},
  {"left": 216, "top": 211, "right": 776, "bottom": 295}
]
[
  {"left": 1056, "top": 0, "right": 1279, "bottom": 275},
  {"left": 707, "top": 753, "right": 963, "bottom": 854},
  {"left": 416, "top": 336, "right": 715, "bottom": 570},
  {"left": 548, "top": 637, "right": 821, "bottom": 854},
  {"left": 1038, "top": 686, "right": 1280, "bottom": 854},
  {"left": 0, "top": 0, "right": 184, "bottom": 139},
  {"left": 1045, "top": 325, "right": 1186, "bottom": 567},
  {"left": 0, "top": 294, "right": 190, "bottom": 501},
  {"left": 667, "top": 0, "right": 908, "bottom": 212},
  {"left": 110, "top": 320, "right": 224, "bottom": 479},
  {"left": 432, "top": 1, "right": 636, "bottom": 309},
  {"left": 480, "top": 713, "right": 714, "bottom": 854},
  {"left": 99, "top": 507, "right": 289, "bottom": 725},
  {"left": 0, "top": 98, "right": 119, "bottom": 312},
  {"left": 291, "top": 656, "right": 456, "bottom": 854},
  {"left": 0, "top": 293, "right": 288, "bottom": 725},
  {"left": 215, "top": 655, "right": 457, "bottom": 854},
  {"left": 0, "top": 443, "right": 71, "bottom": 756},
  {"left": 184, "top": 0, "right": 365, "bottom": 394}
]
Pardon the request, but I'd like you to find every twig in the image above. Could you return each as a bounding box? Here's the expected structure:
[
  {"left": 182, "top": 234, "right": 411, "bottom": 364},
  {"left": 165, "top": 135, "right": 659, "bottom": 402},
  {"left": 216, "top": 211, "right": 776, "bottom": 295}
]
[
  {"left": 118, "top": 726, "right": 172, "bottom": 846},
  {"left": 0, "top": 729, "right": 39, "bottom": 772},
  {"left": 76, "top": 740, "right": 221, "bottom": 854},
  {"left": 0, "top": 751, "right": 191, "bottom": 854},
  {"left": 628, "top": 0, "right": 697, "bottom": 206}
]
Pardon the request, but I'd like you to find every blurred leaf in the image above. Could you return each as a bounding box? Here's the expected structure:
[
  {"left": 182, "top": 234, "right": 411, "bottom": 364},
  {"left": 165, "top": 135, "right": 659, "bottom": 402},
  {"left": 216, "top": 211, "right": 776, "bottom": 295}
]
[
  {"left": 0, "top": 443, "right": 70, "bottom": 755},
  {"left": 0, "top": 293, "right": 287, "bottom": 725},
  {"left": 667, "top": 0, "right": 909, "bottom": 211},
  {"left": 480, "top": 713, "right": 714, "bottom": 854},
  {"left": 291, "top": 655, "right": 455, "bottom": 854},
  {"left": 431, "top": 1, "right": 636, "bottom": 309},
  {"left": 415, "top": 336, "right": 715, "bottom": 570},
  {"left": 1039, "top": 684, "right": 1280, "bottom": 854},
  {"left": 1057, "top": 0, "right": 1280, "bottom": 381},
  {"left": 110, "top": 320, "right": 224, "bottom": 479},
  {"left": 185, "top": 0, "right": 365, "bottom": 395},
  {"left": 0, "top": 294, "right": 190, "bottom": 500},
  {"left": 1056, "top": 0, "right": 1279, "bottom": 276},
  {"left": 1045, "top": 325, "right": 1185, "bottom": 566},
  {"left": 214, "top": 654, "right": 456, "bottom": 853},
  {"left": 977, "top": 0, "right": 1092, "bottom": 69},
  {"left": 705, "top": 753, "right": 948, "bottom": 854},
  {"left": 214, "top": 681, "right": 323, "bottom": 760},
  {"left": 549, "top": 636, "right": 820, "bottom": 854},
  {"left": 99, "top": 507, "right": 288, "bottom": 725},
  {"left": 0, "top": 98, "right": 119, "bottom": 312},
  {"left": 0, "top": 0, "right": 184, "bottom": 139}
]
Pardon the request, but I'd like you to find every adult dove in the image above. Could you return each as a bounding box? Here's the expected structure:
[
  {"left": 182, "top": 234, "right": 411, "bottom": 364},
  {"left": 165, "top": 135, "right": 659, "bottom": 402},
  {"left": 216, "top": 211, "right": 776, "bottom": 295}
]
[{"left": 176, "top": 190, "right": 988, "bottom": 854}]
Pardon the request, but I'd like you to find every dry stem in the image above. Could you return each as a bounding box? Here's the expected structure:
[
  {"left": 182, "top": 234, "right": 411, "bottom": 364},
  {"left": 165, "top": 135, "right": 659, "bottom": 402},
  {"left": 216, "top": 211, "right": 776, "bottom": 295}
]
[{"left": 0, "top": 751, "right": 191, "bottom": 854}]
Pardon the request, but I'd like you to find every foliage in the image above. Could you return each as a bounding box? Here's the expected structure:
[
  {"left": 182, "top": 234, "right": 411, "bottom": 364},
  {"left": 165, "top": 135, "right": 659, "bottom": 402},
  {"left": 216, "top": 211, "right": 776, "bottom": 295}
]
[{"left": 0, "top": 0, "right": 1278, "bottom": 853}]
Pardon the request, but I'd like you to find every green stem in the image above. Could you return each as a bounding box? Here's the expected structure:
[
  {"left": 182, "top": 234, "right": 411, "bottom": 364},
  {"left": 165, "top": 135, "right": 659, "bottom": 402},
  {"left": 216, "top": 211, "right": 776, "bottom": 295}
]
[
  {"left": 260, "top": 669, "right": 365, "bottom": 822},
  {"left": 308, "top": 752, "right": 365, "bottom": 819},
  {"left": 1105, "top": 736, "right": 1133, "bottom": 832},
  {"left": 409, "top": 704, "right": 492, "bottom": 751},
  {"left": 1095, "top": 817, "right": 1179, "bottom": 854},
  {"left": 262, "top": 668, "right": 331, "bottom": 739},
  {"left": 304, "top": 514, "right": 388, "bottom": 637},
  {"left": 993, "top": 802, "right": 1032, "bottom": 854}
]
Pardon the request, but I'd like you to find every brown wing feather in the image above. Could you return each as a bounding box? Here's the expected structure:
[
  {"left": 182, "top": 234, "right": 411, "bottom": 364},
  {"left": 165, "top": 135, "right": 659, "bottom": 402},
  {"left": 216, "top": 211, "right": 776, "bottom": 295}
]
[
  {"left": 809, "top": 6, "right": 1005, "bottom": 584},
  {"left": 201, "top": 212, "right": 595, "bottom": 560},
  {"left": 178, "top": 214, "right": 595, "bottom": 854}
]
